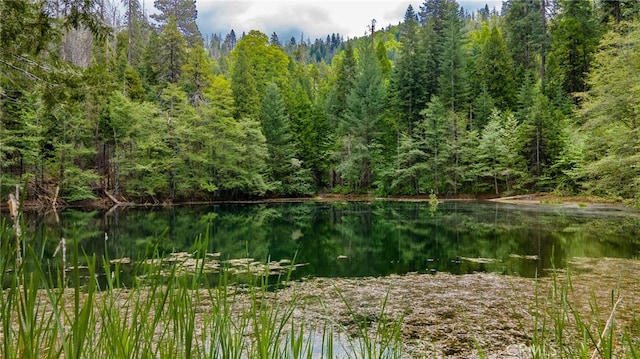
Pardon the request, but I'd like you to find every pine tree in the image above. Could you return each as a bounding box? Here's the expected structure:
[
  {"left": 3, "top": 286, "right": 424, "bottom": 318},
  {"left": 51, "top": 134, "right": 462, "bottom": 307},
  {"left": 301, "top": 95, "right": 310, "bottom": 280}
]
[
  {"left": 181, "top": 45, "right": 212, "bottom": 108},
  {"left": 417, "top": 97, "right": 450, "bottom": 194},
  {"left": 327, "top": 42, "right": 357, "bottom": 126},
  {"left": 437, "top": 2, "right": 467, "bottom": 113},
  {"left": 548, "top": 0, "right": 600, "bottom": 96},
  {"left": 419, "top": 0, "right": 457, "bottom": 99},
  {"left": 388, "top": 5, "right": 429, "bottom": 136},
  {"left": 518, "top": 83, "right": 566, "bottom": 188},
  {"left": 152, "top": 0, "right": 202, "bottom": 46},
  {"left": 158, "top": 16, "right": 187, "bottom": 84},
  {"left": 483, "top": 26, "right": 517, "bottom": 109},
  {"left": 337, "top": 46, "right": 386, "bottom": 192},
  {"left": 260, "top": 83, "right": 312, "bottom": 195},
  {"left": 502, "top": 0, "right": 544, "bottom": 74}
]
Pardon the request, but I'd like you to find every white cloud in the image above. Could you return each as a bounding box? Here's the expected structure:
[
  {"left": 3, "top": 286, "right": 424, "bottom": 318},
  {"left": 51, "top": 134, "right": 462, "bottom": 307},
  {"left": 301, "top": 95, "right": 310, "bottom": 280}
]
[{"left": 146, "top": 0, "right": 502, "bottom": 41}]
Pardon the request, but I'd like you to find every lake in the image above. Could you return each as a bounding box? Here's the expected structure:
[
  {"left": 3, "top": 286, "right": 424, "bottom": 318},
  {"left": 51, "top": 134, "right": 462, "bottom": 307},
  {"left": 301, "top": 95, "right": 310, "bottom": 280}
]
[{"left": 7, "top": 200, "right": 640, "bottom": 285}]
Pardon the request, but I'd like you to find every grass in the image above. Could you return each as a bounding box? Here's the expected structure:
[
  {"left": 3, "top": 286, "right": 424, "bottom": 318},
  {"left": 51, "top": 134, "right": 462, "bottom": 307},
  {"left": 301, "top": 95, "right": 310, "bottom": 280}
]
[
  {"left": 0, "top": 218, "right": 404, "bottom": 359},
  {"left": 524, "top": 263, "right": 640, "bottom": 359}
]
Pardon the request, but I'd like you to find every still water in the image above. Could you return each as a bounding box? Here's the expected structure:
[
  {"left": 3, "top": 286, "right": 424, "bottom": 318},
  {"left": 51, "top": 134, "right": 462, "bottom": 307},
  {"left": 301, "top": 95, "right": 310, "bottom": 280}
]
[{"left": 12, "top": 201, "right": 640, "bottom": 281}]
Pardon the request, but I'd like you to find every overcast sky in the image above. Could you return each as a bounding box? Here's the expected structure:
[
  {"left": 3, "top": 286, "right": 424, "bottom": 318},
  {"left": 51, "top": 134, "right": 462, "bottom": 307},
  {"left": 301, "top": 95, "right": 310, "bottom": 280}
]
[{"left": 144, "top": 0, "right": 503, "bottom": 42}]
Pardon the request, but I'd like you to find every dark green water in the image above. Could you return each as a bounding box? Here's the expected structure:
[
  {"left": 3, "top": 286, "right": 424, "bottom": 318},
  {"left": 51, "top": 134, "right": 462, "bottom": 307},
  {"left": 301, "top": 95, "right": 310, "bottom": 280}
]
[{"left": 8, "top": 201, "right": 640, "bottom": 283}]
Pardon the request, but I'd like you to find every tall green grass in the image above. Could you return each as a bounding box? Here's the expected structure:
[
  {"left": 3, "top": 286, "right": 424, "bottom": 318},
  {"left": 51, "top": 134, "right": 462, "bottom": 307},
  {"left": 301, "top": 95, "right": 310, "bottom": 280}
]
[
  {"left": 526, "top": 268, "right": 639, "bottom": 359},
  {"left": 0, "top": 218, "right": 404, "bottom": 359}
]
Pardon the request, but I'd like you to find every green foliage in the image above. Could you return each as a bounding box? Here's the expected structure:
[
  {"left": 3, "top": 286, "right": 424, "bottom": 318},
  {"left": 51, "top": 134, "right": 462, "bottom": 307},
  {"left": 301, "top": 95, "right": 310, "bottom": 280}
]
[
  {"left": 151, "top": 0, "right": 202, "bottom": 46},
  {"left": 336, "top": 46, "right": 386, "bottom": 192},
  {"left": 1, "top": 0, "right": 639, "bottom": 201},
  {"left": 286, "top": 63, "right": 331, "bottom": 188},
  {"left": 417, "top": 97, "right": 451, "bottom": 194},
  {"left": 388, "top": 6, "right": 430, "bottom": 136},
  {"left": 548, "top": 0, "right": 600, "bottom": 95},
  {"left": 326, "top": 42, "right": 357, "bottom": 127},
  {"left": 475, "top": 110, "right": 526, "bottom": 195},
  {"left": 579, "top": 21, "right": 640, "bottom": 199},
  {"left": 230, "top": 30, "right": 290, "bottom": 120},
  {"left": 518, "top": 81, "right": 567, "bottom": 189},
  {"left": 502, "top": 0, "right": 545, "bottom": 74},
  {"left": 437, "top": 1, "right": 468, "bottom": 113},
  {"left": 480, "top": 25, "right": 517, "bottom": 109},
  {"left": 260, "top": 83, "right": 313, "bottom": 196},
  {"left": 180, "top": 45, "right": 212, "bottom": 107},
  {"left": 158, "top": 16, "right": 187, "bottom": 85}
]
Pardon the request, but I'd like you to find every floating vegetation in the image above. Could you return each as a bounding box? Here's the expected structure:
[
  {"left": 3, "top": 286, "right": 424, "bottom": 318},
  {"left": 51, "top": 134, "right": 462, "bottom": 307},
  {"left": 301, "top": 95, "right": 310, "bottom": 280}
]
[
  {"left": 134, "top": 252, "right": 307, "bottom": 278},
  {"left": 459, "top": 256, "right": 500, "bottom": 264},
  {"left": 509, "top": 254, "right": 540, "bottom": 260}
]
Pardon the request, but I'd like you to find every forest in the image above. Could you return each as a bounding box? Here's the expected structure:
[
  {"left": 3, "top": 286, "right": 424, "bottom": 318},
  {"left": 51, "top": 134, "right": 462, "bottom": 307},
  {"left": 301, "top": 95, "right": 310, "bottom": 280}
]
[{"left": 1, "top": 0, "right": 639, "bottom": 205}]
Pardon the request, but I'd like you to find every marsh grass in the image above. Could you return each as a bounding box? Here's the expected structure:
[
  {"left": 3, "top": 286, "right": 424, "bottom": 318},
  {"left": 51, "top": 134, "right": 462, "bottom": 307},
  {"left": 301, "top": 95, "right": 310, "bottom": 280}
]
[
  {"left": 526, "top": 266, "right": 640, "bottom": 359},
  {"left": 0, "top": 219, "right": 405, "bottom": 359}
]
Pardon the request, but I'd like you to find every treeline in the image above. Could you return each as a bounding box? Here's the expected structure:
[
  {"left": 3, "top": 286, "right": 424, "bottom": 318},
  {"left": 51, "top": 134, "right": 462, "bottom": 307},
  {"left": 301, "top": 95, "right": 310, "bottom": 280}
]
[{"left": 1, "top": 0, "right": 640, "bottom": 204}]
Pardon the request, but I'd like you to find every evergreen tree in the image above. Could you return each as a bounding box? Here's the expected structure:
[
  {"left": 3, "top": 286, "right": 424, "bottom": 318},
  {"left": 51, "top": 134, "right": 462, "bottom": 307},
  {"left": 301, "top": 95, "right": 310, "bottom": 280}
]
[
  {"left": 388, "top": 5, "right": 429, "bottom": 136},
  {"left": 419, "top": 0, "right": 457, "bottom": 99},
  {"left": 391, "top": 133, "right": 428, "bottom": 194},
  {"left": 548, "top": 0, "right": 600, "bottom": 95},
  {"left": 518, "top": 83, "right": 566, "bottom": 188},
  {"left": 476, "top": 110, "right": 526, "bottom": 194},
  {"left": 417, "top": 97, "right": 450, "bottom": 194},
  {"left": 597, "top": 0, "right": 640, "bottom": 24},
  {"left": 437, "top": 2, "right": 467, "bottom": 113},
  {"left": 375, "top": 41, "right": 392, "bottom": 78},
  {"left": 286, "top": 62, "right": 330, "bottom": 188},
  {"left": 181, "top": 45, "right": 212, "bottom": 107},
  {"left": 238, "top": 116, "right": 270, "bottom": 195},
  {"left": 477, "top": 111, "right": 507, "bottom": 194},
  {"left": 201, "top": 76, "right": 268, "bottom": 197},
  {"left": 158, "top": 16, "right": 187, "bottom": 84},
  {"left": 270, "top": 32, "right": 281, "bottom": 46},
  {"left": 327, "top": 42, "right": 357, "bottom": 127},
  {"left": 337, "top": 46, "right": 386, "bottom": 192},
  {"left": 502, "top": 0, "right": 544, "bottom": 74},
  {"left": 260, "top": 83, "right": 312, "bottom": 195},
  {"left": 152, "top": 0, "right": 202, "bottom": 46},
  {"left": 121, "top": 0, "right": 148, "bottom": 66},
  {"left": 482, "top": 25, "right": 517, "bottom": 109},
  {"left": 230, "top": 47, "right": 259, "bottom": 119}
]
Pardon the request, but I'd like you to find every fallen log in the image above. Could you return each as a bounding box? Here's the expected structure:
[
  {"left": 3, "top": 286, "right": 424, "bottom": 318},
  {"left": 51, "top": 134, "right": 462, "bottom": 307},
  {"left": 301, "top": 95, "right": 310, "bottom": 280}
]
[{"left": 105, "top": 191, "right": 134, "bottom": 214}]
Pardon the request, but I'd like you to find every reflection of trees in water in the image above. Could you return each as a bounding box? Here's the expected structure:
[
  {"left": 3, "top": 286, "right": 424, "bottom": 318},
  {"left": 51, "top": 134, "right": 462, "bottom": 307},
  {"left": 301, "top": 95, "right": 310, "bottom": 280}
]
[{"left": 21, "top": 202, "right": 640, "bottom": 280}]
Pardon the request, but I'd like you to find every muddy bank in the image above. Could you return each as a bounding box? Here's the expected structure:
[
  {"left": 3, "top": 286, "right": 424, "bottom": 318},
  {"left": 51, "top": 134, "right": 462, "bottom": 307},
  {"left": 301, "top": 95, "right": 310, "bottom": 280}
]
[
  {"left": 270, "top": 257, "right": 640, "bottom": 358},
  {"left": 1, "top": 192, "right": 624, "bottom": 213}
]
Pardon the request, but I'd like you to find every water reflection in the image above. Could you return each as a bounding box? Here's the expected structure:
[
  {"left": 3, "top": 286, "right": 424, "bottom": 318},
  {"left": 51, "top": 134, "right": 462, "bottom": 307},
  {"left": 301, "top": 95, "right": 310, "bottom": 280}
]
[{"left": 13, "top": 201, "right": 640, "bottom": 281}]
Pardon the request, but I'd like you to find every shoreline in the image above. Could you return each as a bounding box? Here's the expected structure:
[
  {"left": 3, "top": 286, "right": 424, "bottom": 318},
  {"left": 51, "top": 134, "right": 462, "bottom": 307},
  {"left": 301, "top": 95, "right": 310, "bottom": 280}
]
[{"left": 0, "top": 192, "right": 627, "bottom": 212}]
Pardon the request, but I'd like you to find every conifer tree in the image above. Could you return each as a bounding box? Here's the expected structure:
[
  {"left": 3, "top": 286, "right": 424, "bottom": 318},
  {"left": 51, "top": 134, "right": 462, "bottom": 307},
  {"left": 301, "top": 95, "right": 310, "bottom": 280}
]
[
  {"left": 261, "top": 83, "right": 312, "bottom": 195},
  {"left": 158, "top": 16, "right": 187, "bottom": 84},
  {"left": 547, "top": 0, "right": 600, "bottom": 95},
  {"left": 502, "top": 0, "right": 544, "bottom": 75},
  {"left": 437, "top": 2, "right": 467, "bottom": 113},
  {"left": 337, "top": 46, "right": 385, "bottom": 192},
  {"left": 389, "top": 5, "right": 429, "bottom": 136},
  {"left": 152, "top": 0, "right": 202, "bottom": 46}
]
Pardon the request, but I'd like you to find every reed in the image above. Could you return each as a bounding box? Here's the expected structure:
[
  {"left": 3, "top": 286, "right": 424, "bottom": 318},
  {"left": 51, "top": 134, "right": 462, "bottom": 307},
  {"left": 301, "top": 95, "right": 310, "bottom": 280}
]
[
  {"left": 524, "top": 267, "right": 639, "bottom": 359},
  {"left": 0, "top": 218, "right": 405, "bottom": 359}
]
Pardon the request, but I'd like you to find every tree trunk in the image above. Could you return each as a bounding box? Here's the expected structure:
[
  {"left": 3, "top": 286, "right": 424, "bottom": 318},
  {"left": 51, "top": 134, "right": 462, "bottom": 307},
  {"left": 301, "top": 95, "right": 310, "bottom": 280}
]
[{"left": 540, "top": 0, "right": 547, "bottom": 89}]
